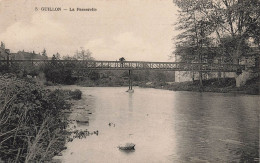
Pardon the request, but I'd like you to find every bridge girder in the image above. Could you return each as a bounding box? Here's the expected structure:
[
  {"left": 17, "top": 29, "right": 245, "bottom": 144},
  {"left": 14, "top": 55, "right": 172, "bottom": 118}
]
[{"left": 0, "top": 60, "right": 245, "bottom": 73}]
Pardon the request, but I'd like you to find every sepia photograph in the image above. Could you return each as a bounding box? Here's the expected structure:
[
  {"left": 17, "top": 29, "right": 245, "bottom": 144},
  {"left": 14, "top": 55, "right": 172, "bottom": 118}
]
[{"left": 0, "top": 0, "right": 259, "bottom": 162}]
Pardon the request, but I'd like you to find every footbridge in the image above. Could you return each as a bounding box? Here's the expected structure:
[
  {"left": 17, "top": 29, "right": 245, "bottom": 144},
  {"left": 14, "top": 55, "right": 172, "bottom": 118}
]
[
  {"left": 1, "top": 60, "right": 244, "bottom": 72},
  {"left": 0, "top": 60, "right": 245, "bottom": 90}
]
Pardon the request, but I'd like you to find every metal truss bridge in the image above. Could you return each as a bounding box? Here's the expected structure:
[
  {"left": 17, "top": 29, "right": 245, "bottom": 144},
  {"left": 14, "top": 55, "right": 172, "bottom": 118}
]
[
  {"left": 0, "top": 60, "right": 245, "bottom": 72},
  {"left": 0, "top": 59, "right": 245, "bottom": 91}
]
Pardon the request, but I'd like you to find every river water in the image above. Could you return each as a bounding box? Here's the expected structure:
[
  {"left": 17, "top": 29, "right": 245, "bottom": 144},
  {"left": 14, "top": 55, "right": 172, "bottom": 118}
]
[{"left": 58, "top": 86, "right": 259, "bottom": 163}]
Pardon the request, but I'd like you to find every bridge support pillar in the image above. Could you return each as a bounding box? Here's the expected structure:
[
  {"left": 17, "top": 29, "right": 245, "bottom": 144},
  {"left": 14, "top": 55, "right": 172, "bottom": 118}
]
[{"left": 128, "top": 69, "right": 133, "bottom": 90}]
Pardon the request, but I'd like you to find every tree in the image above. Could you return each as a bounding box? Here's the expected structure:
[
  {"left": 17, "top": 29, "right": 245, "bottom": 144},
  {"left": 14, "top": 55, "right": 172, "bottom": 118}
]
[
  {"left": 243, "top": 0, "right": 260, "bottom": 49},
  {"left": 74, "top": 47, "right": 94, "bottom": 61},
  {"left": 173, "top": 0, "right": 215, "bottom": 86},
  {"left": 52, "top": 54, "right": 57, "bottom": 60},
  {"left": 62, "top": 55, "right": 76, "bottom": 60},
  {"left": 31, "top": 50, "right": 37, "bottom": 59},
  {"left": 199, "top": 0, "right": 260, "bottom": 62},
  {"left": 54, "top": 52, "right": 61, "bottom": 60},
  {"left": 42, "top": 48, "right": 48, "bottom": 59},
  {"left": 1, "top": 41, "right": 5, "bottom": 49},
  {"left": 173, "top": 0, "right": 260, "bottom": 86},
  {"left": 174, "top": 0, "right": 260, "bottom": 60}
]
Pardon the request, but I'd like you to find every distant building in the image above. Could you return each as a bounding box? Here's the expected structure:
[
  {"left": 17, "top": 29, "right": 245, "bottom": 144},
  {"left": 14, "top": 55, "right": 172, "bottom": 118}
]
[{"left": 11, "top": 51, "right": 48, "bottom": 60}]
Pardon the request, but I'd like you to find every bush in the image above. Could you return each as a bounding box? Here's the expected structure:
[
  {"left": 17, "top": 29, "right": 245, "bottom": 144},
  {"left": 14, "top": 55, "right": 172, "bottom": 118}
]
[
  {"left": 70, "top": 89, "right": 82, "bottom": 100},
  {"left": 43, "top": 66, "right": 77, "bottom": 85},
  {"left": 0, "top": 75, "right": 70, "bottom": 162}
]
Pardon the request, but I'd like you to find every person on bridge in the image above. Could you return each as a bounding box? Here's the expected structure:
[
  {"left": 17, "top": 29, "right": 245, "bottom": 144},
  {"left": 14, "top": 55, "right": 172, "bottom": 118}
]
[{"left": 119, "top": 57, "right": 125, "bottom": 67}]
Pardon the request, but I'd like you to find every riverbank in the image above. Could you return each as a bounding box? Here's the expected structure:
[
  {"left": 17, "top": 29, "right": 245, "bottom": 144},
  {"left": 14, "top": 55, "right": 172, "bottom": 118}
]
[
  {"left": 52, "top": 86, "right": 101, "bottom": 162},
  {"left": 75, "top": 77, "right": 259, "bottom": 95},
  {"left": 139, "top": 77, "right": 260, "bottom": 95},
  {"left": 0, "top": 74, "right": 82, "bottom": 162}
]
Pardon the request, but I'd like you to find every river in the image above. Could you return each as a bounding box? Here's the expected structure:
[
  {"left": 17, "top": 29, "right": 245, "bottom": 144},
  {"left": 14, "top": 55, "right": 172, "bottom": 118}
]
[{"left": 57, "top": 86, "right": 259, "bottom": 163}]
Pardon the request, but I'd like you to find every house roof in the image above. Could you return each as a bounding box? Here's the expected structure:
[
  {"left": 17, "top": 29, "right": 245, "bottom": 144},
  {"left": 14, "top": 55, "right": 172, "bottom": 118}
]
[{"left": 12, "top": 51, "right": 47, "bottom": 60}]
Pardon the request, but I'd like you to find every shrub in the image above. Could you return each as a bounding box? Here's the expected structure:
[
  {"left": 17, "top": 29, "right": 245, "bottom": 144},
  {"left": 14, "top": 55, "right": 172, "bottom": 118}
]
[
  {"left": 43, "top": 66, "right": 77, "bottom": 85},
  {"left": 70, "top": 89, "right": 82, "bottom": 100},
  {"left": 0, "top": 75, "right": 70, "bottom": 162}
]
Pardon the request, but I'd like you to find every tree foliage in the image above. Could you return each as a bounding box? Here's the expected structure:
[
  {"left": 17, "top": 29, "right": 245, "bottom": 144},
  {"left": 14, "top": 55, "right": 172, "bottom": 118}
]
[
  {"left": 173, "top": 0, "right": 260, "bottom": 63},
  {"left": 41, "top": 48, "right": 48, "bottom": 59},
  {"left": 74, "top": 47, "right": 94, "bottom": 61},
  {"left": 43, "top": 65, "right": 77, "bottom": 85},
  {"left": 1, "top": 41, "right": 5, "bottom": 49},
  {"left": 174, "top": 0, "right": 216, "bottom": 63}
]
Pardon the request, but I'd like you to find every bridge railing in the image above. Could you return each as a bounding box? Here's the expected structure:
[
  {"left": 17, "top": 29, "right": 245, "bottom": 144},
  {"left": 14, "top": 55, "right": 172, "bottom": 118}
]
[{"left": 0, "top": 60, "right": 245, "bottom": 72}]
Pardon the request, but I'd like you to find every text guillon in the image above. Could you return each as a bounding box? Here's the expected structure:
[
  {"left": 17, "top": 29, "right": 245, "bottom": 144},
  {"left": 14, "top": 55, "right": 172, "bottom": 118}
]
[{"left": 36, "top": 7, "right": 97, "bottom": 12}]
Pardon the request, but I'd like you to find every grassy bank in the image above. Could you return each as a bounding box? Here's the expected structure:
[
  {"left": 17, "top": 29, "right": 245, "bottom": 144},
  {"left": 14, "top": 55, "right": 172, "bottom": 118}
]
[
  {"left": 0, "top": 74, "right": 82, "bottom": 162},
  {"left": 76, "top": 75, "right": 259, "bottom": 95},
  {"left": 139, "top": 77, "right": 260, "bottom": 95}
]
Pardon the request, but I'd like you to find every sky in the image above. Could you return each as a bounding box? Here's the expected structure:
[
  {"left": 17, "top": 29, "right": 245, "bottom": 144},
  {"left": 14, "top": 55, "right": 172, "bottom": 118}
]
[{"left": 0, "top": 0, "right": 179, "bottom": 61}]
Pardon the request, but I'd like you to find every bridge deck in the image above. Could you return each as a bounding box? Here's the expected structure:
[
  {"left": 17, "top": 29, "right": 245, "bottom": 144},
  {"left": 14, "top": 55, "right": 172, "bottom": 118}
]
[{"left": 0, "top": 60, "right": 244, "bottom": 72}]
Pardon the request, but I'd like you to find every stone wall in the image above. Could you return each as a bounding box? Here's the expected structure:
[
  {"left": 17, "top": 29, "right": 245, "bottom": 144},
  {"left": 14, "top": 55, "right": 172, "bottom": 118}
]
[{"left": 235, "top": 70, "right": 259, "bottom": 87}]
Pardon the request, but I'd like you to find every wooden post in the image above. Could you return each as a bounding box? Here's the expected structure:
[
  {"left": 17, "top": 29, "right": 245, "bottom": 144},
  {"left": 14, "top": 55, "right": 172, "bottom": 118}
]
[
  {"left": 130, "top": 70, "right": 133, "bottom": 90},
  {"left": 129, "top": 70, "right": 131, "bottom": 90},
  {"left": 128, "top": 69, "right": 133, "bottom": 90}
]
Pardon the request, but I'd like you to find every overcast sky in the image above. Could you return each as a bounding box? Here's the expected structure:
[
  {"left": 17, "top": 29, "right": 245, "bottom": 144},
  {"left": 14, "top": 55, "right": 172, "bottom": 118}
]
[{"left": 0, "top": 0, "right": 179, "bottom": 61}]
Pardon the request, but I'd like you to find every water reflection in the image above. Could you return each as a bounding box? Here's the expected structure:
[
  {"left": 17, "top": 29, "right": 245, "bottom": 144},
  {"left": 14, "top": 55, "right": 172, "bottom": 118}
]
[
  {"left": 59, "top": 87, "right": 259, "bottom": 163},
  {"left": 128, "top": 92, "right": 133, "bottom": 113}
]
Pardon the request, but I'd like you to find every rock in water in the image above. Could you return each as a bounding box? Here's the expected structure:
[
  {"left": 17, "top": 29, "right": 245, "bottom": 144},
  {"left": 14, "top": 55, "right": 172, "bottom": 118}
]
[{"left": 118, "top": 143, "right": 135, "bottom": 150}]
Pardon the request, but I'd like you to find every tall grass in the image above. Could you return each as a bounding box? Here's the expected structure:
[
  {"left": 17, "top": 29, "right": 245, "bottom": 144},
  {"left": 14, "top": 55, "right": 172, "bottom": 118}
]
[{"left": 0, "top": 74, "right": 71, "bottom": 162}]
